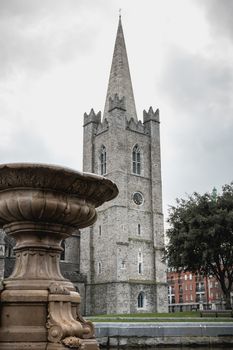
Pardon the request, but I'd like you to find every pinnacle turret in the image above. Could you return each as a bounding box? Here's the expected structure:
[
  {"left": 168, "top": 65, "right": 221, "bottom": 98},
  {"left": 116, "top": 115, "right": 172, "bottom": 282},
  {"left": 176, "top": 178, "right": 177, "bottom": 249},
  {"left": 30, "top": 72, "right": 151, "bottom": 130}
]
[
  {"left": 83, "top": 108, "right": 101, "bottom": 126},
  {"left": 103, "top": 16, "right": 137, "bottom": 121},
  {"left": 143, "top": 107, "right": 160, "bottom": 123}
]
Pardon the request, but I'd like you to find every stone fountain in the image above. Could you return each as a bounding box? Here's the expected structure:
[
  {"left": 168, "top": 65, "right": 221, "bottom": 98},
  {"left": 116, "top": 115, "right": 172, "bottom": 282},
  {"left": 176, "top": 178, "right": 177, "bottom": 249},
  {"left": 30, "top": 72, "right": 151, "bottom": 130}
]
[{"left": 0, "top": 163, "right": 118, "bottom": 350}]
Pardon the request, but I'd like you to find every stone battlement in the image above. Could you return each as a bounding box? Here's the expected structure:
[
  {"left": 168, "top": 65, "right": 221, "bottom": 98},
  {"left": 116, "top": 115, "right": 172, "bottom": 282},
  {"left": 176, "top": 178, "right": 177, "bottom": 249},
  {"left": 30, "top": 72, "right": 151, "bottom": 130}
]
[
  {"left": 143, "top": 107, "right": 160, "bottom": 124},
  {"left": 126, "top": 118, "right": 146, "bottom": 135},
  {"left": 96, "top": 118, "right": 109, "bottom": 135},
  {"left": 108, "top": 94, "right": 126, "bottom": 112},
  {"left": 83, "top": 109, "right": 101, "bottom": 126}
]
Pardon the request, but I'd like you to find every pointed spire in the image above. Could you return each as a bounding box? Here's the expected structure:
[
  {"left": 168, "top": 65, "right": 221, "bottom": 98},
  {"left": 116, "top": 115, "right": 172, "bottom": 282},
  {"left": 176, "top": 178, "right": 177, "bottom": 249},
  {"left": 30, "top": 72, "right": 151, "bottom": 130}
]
[{"left": 103, "top": 16, "right": 138, "bottom": 121}]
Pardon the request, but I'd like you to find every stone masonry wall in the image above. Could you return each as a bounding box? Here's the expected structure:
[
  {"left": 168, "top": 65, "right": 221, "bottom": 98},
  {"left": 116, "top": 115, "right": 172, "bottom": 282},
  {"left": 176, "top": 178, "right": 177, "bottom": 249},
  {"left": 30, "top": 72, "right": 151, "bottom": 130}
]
[{"left": 81, "top": 107, "right": 168, "bottom": 314}]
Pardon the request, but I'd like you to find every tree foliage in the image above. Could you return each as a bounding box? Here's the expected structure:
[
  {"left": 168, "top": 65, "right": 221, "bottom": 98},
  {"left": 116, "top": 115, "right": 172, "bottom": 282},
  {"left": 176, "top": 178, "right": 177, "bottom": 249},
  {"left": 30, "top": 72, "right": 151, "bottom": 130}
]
[{"left": 166, "top": 183, "right": 233, "bottom": 309}]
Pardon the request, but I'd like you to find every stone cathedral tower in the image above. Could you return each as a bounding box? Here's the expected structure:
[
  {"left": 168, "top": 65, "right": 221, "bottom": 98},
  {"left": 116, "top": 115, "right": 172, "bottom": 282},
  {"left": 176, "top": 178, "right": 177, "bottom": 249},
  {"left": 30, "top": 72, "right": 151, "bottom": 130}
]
[{"left": 81, "top": 17, "right": 167, "bottom": 315}]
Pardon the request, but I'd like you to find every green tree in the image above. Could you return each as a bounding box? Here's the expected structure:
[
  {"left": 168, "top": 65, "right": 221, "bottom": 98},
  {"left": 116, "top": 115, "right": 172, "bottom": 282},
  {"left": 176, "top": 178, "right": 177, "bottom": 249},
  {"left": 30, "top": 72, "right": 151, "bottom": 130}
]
[{"left": 166, "top": 183, "right": 233, "bottom": 309}]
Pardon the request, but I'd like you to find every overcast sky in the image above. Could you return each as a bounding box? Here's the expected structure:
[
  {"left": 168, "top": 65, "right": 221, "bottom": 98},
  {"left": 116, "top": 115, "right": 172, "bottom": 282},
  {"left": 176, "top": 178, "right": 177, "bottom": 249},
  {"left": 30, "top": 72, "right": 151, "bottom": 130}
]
[{"left": 0, "top": 0, "right": 232, "bottom": 220}]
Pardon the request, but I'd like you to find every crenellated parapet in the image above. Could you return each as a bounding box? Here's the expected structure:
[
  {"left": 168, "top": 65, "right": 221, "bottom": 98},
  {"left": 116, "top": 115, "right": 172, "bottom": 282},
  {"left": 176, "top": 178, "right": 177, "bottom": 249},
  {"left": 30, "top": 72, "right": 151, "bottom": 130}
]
[
  {"left": 125, "top": 107, "right": 160, "bottom": 135},
  {"left": 83, "top": 109, "right": 101, "bottom": 127},
  {"left": 143, "top": 107, "right": 160, "bottom": 124},
  {"left": 126, "top": 118, "right": 146, "bottom": 135},
  {"left": 96, "top": 118, "right": 109, "bottom": 136},
  {"left": 108, "top": 93, "right": 126, "bottom": 112}
]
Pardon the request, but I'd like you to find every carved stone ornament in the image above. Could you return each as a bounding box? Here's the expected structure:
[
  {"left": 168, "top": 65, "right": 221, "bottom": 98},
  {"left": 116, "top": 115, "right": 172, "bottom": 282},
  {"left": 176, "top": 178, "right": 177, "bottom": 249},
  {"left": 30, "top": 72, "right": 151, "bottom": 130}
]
[
  {"left": 47, "top": 283, "right": 83, "bottom": 344},
  {"left": 49, "top": 282, "right": 70, "bottom": 295},
  {"left": 62, "top": 337, "right": 83, "bottom": 348},
  {"left": 0, "top": 163, "right": 118, "bottom": 350}
]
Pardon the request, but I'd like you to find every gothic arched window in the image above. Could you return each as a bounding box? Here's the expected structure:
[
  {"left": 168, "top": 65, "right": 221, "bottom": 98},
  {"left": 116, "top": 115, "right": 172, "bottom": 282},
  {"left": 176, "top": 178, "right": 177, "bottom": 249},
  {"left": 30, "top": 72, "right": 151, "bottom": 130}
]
[
  {"left": 100, "top": 146, "right": 107, "bottom": 175},
  {"left": 132, "top": 145, "right": 141, "bottom": 175},
  {"left": 138, "top": 292, "right": 144, "bottom": 308}
]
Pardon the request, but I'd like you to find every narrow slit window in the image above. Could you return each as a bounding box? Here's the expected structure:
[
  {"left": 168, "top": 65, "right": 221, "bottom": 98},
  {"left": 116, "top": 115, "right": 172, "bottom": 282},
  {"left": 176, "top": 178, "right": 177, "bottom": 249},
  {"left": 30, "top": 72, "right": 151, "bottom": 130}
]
[
  {"left": 100, "top": 146, "right": 107, "bottom": 175},
  {"left": 121, "top": 260, "right": 126, "bottom": 269},
  {"left": 98, "top": 262, "right": 102, "bottom": 274},
  {"left": 138, "top": 249, "right": 143, "bottom": 274},
  {"left": 138, "top": 262, "right": 142, "bottom": 274},
  {"left": 138, "top": 224, "right": 141, "bottom": 235}
]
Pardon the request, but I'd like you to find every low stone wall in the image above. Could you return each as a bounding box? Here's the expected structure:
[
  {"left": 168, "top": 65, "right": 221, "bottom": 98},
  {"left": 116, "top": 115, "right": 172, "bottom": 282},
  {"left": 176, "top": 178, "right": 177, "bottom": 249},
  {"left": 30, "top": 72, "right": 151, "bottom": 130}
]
[{"left": 94, "top": 322, "right": 233, "bottom": 348}]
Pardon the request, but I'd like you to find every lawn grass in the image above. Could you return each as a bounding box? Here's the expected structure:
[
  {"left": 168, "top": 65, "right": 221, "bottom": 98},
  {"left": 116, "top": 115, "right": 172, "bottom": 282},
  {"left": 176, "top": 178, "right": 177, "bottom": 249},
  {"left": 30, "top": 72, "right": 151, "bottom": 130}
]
[
  {"left": 87, "top": 311, "right": 233, "bottom": 323},
  {"left": 90, "top": 311, "right": 200, "bottom": 318}
]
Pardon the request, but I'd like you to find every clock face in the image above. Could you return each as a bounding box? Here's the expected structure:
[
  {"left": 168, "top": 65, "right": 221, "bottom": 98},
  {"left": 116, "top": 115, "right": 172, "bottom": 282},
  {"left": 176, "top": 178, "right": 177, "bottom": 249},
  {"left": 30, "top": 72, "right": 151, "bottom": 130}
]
[{"left": 133, "top": 192, "right": 144, "bottom": 205}]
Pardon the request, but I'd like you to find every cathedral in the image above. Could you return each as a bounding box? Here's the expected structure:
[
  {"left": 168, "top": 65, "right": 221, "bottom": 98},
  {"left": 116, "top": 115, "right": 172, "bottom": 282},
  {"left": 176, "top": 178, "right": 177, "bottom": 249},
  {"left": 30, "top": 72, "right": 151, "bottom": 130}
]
[
  {"left": 0, "top": 16, "right": 167, "bottom": 315},
  {"left": 80, "top": 16, "right": 167, "bottom": 314}
]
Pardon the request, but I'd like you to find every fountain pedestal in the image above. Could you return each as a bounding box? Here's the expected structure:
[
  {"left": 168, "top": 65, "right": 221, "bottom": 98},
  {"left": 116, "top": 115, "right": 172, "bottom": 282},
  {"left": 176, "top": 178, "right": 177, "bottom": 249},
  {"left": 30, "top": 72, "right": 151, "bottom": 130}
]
[{"left": 0, "top": 164, "right": 118, "bottom": 350}]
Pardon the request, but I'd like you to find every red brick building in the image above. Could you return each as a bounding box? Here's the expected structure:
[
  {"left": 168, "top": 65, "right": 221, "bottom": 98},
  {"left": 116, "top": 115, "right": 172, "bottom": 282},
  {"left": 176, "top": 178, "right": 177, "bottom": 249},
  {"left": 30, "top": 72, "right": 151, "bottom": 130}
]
[{"left": 167, "top": 269, "right": 227, "bottom": 312}]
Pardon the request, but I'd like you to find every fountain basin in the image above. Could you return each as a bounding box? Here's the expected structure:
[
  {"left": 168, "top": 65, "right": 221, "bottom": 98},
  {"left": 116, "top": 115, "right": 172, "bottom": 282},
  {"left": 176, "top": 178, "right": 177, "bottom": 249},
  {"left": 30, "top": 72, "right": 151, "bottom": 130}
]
[
  {"left": 0, "top": 163, "right": 117, "bottom": 225},
  {"left": 0, "top": 163, "right": 118, "bottom": 350}
]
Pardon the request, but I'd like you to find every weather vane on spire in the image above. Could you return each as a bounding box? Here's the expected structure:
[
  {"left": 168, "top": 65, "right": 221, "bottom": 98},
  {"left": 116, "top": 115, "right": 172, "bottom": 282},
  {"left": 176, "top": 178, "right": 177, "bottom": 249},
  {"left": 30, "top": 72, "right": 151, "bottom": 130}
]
[{"left": 119, "top": 8, "right": 122, "bottom": 18}]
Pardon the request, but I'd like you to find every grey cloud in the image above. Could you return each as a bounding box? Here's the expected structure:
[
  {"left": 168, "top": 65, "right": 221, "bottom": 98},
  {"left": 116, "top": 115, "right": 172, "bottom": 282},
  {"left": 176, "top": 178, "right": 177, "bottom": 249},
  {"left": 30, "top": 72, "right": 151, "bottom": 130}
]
[
  {"left": 160, "top": 47, "right": 233, "bottom": 208},
  {"left": 0, "top": 0, "right": 108, "bottom": 78},
  {"left": 160, "top": 49, "right": 233, "bottom": 115},
  {"left": 199, "top": 0, "right": 233, "bottom": 41},
  {"left": 0, "top": 0, "right": 107, "bottom": 19},
  {"left": 0, "top": 124, "right": 55, "bottom": 164}
]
